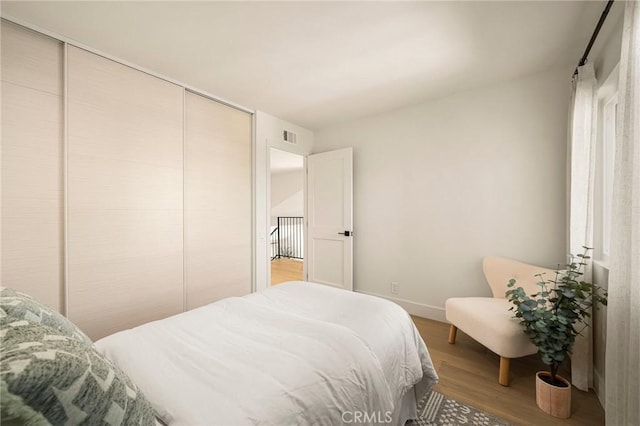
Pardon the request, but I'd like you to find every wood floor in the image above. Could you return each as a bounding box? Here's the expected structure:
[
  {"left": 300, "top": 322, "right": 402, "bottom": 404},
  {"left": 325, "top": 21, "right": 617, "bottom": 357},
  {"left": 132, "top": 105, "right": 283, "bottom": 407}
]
[
  {"left": 412, "top": 316, "right": 605, "bottom": 426},
  {"left": 270, "top": 258, "right": 303, "bottom": 285}
]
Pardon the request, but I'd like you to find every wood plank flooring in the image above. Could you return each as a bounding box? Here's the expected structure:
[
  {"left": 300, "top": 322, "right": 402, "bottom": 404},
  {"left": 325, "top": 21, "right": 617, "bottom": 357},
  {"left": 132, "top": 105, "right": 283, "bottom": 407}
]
[
  {"left": 412, "top": 316, "right": 605, "bottom": 426},
  {"left": 270, "top": 258, "right": 303, "bottom": 285}
]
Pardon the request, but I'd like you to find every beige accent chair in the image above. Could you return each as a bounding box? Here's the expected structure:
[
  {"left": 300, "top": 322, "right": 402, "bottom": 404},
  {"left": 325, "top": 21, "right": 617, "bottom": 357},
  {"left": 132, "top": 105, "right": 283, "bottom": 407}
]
[{"left": 445, "top": 257, "right": 555, "bottom": 386}]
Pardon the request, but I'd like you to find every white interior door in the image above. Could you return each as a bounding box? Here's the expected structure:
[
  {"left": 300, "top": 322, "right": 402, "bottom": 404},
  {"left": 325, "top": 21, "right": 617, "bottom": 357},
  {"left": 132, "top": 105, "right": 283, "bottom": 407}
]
[{"left": 306, "top": 148, "right": 353, "bottom": 290}]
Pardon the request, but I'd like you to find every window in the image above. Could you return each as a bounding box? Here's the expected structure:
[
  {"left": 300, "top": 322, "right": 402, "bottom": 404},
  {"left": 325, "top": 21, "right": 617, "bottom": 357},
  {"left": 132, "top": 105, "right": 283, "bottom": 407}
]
[
  {"left": 595, "top": 64, "right": 619, "bottom": 263},
  {"left": 602, "top": 94, "right": 617, "bottom": 258}
]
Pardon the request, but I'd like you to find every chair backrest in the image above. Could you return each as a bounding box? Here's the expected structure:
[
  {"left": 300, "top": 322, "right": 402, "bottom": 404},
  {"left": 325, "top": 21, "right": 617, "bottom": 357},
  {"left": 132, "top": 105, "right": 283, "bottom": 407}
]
[{"left": 482, "top": 256, "right": 557, "bottom": 298}]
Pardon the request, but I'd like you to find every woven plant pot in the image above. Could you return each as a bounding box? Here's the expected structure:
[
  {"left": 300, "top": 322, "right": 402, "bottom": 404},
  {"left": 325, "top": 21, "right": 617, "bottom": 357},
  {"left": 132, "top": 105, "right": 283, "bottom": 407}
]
[{"left": 535, "top": 371, "right": 571, "bottom": 418}]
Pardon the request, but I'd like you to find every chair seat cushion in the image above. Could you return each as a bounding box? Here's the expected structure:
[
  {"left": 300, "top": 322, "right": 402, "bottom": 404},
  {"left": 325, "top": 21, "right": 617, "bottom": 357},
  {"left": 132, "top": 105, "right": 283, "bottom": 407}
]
[{"left": 445, "top": 297, "right": 537, "bottom": 359}]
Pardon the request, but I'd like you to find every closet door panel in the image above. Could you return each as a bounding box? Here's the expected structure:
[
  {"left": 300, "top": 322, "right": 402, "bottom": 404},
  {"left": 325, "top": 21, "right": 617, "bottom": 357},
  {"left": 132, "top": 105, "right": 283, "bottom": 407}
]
[
  {"left": 185, "top": 92, "right": 251, "bottom": 309},
  {"left": 1, "top": 22, "right": 64, "bottom": 312},
  {"left": 67, "top": 46, "right": 184, "bottom": 340},
  {"left": 1, "top": 21, "right": 62, "bottom": 93}
]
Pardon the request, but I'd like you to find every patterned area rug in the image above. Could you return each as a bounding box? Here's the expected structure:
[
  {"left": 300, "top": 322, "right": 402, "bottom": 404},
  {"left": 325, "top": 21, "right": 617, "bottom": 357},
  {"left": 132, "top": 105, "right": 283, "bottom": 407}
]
[{"left": 407, "top": 391, "right": 513, "bottom": 426}]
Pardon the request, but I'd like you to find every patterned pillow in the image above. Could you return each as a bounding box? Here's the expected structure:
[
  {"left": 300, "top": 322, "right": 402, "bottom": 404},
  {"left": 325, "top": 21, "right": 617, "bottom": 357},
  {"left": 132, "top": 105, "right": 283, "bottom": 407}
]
[
  {"left": 0, "top": 380, "right": 50, "bottom": 426},
  {"left": 0, "top": 287, "right": 92, "bottom": 346},
  {"left": 1, "top": 320, "right": 156, "bottom": 425}
]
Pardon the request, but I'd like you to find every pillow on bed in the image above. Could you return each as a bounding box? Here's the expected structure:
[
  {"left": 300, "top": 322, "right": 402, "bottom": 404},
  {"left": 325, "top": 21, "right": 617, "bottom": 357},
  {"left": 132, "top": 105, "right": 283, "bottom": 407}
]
[
  {"left": 0, "top": 320, "right": 156, "bottom": 426},
  {"left": 0, "top": 287, "right": 92, "bottom": 345}
]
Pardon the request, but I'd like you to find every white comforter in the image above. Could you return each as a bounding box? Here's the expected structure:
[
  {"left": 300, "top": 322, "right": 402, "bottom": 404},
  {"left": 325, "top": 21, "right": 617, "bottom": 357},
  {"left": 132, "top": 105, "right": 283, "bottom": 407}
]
[{"left": 95, "top": 282, "right": 438, "bottom": 426}]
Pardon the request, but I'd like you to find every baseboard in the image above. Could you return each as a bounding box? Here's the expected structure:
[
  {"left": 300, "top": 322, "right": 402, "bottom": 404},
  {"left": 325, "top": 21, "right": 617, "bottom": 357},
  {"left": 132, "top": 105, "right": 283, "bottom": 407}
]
[
  {"left": 594, "top": 367, "right": 605, "bottom": 408},
  {"left": 355, "top": 290, "right": 447, "bottom": 323}
]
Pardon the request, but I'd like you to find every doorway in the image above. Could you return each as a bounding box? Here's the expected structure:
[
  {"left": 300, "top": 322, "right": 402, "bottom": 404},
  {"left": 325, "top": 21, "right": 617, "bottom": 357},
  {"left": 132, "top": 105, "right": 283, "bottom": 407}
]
[{"left": 269, "top": 148, "right": 305, "bottom": 285}]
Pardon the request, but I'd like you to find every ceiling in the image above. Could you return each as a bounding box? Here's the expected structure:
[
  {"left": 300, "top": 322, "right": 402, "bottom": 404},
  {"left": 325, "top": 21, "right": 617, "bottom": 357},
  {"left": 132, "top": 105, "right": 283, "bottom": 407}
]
[
  {"left": 1, "top": 1, "right": 609, "bottom": 130},
  {"left": 270, "top": 148, "right": 304, "bottom": 174}
]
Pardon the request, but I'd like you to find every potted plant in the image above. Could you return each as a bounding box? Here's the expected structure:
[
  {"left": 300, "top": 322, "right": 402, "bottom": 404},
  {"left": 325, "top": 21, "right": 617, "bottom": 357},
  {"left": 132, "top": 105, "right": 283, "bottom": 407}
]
[{"left": 505, "top": 247, "right": 607, "bottom": 418}]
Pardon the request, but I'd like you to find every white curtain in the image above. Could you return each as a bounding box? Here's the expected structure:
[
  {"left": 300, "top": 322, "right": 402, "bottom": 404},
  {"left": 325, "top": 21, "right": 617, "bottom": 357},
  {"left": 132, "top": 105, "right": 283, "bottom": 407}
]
[
  {"left": 605, "top": 1, "right": 640, "bottom": 425},
  {"left": 568, "top": 63, "right": 598, "bottom": 392}
]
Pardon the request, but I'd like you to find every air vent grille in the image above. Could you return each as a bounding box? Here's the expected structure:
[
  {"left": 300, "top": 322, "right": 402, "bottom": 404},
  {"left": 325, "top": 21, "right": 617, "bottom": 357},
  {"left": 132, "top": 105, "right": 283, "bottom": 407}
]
[{"left": 283, "top": 130, "right": 297, "bottom": 144}]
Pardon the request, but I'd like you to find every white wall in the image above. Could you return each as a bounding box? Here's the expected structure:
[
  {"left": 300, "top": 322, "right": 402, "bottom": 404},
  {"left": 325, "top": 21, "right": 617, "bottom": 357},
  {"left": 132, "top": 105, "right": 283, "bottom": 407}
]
[
  {"left": 314, "top": 67, "right": 571, "bottom": 320},
  {"left": 270, "top": 170, "right": 304, "bottom": 225},
  {"left": 590, "top": 1, "right": 624, "bottom": 84}
]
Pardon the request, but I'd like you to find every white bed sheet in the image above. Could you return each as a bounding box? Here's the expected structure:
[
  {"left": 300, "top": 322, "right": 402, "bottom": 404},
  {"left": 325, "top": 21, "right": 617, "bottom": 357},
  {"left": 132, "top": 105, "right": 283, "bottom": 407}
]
[
  {"left": 96, "top": 282, "right": 438, "bottom": 425},
  {"left": 246, "top": 282, "right": 438, "bottom": 407}
]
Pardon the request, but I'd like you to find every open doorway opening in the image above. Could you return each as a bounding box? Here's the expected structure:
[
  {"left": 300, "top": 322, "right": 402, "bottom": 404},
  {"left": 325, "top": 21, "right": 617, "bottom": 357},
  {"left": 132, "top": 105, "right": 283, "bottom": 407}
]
[{"left": 269, "top": 148, "right": 304, "bottom": 285}]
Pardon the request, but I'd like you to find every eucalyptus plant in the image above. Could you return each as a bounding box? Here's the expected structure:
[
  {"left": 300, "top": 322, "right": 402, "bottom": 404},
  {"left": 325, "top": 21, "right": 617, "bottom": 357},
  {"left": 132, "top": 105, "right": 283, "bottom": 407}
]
[{"left": 505, "top": 247, "right": 607, "bottom": 386}]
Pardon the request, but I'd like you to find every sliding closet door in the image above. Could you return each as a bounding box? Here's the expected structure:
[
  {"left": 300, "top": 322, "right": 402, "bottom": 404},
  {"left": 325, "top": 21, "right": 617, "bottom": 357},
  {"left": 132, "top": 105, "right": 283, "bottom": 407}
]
[
  {"left": 185, "top": 92, "right": 252, "bottom": 309},
  {"left": 67, "top": 47, "right": 184, "bottom": 339},
  {"left": 1, "top": 22, "right": 64, "bottom": 312}
]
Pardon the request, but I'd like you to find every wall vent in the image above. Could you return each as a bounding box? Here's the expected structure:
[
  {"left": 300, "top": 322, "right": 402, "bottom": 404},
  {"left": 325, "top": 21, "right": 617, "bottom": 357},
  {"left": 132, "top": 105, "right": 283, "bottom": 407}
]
[{"left": 283, "top": 130, "right": 297, "bottom": 145}]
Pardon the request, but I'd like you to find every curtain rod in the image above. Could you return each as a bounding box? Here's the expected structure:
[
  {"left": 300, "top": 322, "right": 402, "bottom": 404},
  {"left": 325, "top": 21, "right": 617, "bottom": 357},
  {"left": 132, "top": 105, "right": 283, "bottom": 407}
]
[{"left": 573, "top": 0, "right": 615, "bottom": 76}]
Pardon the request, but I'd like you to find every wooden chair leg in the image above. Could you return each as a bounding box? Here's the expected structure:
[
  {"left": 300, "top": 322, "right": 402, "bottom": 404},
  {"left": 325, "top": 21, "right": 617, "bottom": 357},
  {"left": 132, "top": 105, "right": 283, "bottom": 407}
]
[
  {"left": 448, "top": 324, "right": 457, "bottom": 344},
  {"left": 499, "top": 356, "right": 510, "bottom": 386}
]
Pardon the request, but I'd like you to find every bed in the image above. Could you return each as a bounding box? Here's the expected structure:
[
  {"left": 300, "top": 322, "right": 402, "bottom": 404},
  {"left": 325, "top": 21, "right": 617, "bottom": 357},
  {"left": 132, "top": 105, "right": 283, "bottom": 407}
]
[
  {"left": 95, "top": 281, "right": 438, "bottom": 425},
  {"left": 0, "top": 283, "right": 436, "bottom": 425}
]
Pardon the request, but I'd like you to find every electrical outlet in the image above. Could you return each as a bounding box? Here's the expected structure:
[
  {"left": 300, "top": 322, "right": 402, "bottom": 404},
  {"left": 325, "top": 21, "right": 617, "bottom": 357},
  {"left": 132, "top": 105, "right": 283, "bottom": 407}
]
[{"left": 390, "top": 282, "right": 398, "bottom": 295}]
